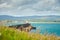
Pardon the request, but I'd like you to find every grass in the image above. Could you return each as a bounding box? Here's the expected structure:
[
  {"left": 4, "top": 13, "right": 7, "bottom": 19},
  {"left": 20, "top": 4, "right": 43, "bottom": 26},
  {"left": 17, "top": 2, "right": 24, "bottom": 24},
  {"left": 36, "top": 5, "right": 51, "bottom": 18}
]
[{"left": 0, "top": 26, "right": 60, "bottom": 40}]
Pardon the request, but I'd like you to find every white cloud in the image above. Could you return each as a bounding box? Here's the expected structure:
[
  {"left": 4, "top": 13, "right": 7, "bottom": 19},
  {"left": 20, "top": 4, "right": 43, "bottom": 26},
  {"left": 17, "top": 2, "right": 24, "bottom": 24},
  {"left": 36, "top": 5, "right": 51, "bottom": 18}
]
[{"left": 0, "top": 3, "right": 13, "bottom": 8}]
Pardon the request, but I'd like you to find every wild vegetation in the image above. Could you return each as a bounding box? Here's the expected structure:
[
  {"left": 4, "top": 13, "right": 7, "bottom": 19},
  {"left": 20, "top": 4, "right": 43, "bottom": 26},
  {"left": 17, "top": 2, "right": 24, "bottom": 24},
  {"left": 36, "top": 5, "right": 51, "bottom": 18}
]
[{"left": 0, "top": 26, "right": 60, "bottom": 40}]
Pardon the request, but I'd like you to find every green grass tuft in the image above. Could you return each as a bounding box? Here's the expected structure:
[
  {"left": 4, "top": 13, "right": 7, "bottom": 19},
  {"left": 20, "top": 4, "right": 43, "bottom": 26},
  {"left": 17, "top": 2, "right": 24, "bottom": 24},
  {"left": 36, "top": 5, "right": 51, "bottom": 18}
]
[{"left": 0, "top": 26, "right": 60, "bottom": 40}]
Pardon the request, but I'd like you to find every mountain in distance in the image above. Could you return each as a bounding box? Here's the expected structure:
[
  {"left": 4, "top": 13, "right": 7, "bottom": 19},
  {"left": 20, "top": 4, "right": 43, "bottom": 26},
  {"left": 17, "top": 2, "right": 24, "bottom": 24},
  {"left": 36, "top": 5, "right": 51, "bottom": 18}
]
[{"left": 0, "top": 15, "right": 60, "bottom": 21}]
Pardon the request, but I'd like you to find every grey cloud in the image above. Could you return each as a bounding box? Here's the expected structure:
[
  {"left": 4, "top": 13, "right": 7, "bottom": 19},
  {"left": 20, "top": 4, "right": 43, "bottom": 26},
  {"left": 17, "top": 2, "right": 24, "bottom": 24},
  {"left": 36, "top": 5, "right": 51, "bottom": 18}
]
[
  {"left": 0, "top": 0, "right": 60, "bottom": 16},
  {"left": 0, "top": 0, "right": 39, "bottom": 7},
  {"left": 0, "top": 0, "right": 39, "bottom": 11},
  {"left": 0, "top": 0, "right": 12, "bottom": 4}
]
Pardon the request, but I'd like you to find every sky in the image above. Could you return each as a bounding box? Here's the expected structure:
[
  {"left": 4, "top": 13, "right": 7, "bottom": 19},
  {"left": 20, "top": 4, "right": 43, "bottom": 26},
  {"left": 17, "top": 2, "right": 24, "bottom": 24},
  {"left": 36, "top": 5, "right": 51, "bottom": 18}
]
[{"left": 0, "top": 0, "right": 60, "bottom": 16}]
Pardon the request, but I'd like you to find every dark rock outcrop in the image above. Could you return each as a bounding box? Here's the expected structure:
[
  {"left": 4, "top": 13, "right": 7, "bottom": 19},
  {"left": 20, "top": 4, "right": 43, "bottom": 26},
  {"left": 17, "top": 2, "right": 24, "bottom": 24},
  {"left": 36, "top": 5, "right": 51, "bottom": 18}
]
[{"left": 9, "top": 23, "right": 36, "bottom": 32}]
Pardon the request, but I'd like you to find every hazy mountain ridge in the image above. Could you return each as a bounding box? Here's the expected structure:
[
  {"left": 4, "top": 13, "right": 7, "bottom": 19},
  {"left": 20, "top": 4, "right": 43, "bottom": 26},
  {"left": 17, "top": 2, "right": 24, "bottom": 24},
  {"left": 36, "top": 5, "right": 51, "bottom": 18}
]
[{"left": 0, "top": 15, "right": 60, "bottom": 22}]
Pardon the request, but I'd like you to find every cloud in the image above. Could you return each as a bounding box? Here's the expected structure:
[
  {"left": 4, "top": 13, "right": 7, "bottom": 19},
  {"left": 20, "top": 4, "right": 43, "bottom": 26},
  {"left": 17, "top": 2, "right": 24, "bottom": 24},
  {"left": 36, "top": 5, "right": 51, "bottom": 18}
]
[
  {"left": 0, "top": 0, "right": 60, "bottom": 16},
  {"left": 0, "top": 3, "right": 13, "bottom": 8},
  {"left": 0, "top": 0, "right": 60, "bottom": 11},
  {"left": 32, "top": 0, "right": 60, "bottom": 11}
]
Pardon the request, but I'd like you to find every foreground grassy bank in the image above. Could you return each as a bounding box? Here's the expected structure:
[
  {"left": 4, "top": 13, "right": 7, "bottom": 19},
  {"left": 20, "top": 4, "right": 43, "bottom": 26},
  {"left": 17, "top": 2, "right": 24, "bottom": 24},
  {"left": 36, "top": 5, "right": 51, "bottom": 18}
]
[{"left": 0, "top": 26, "right": 60, "bottom": 40}]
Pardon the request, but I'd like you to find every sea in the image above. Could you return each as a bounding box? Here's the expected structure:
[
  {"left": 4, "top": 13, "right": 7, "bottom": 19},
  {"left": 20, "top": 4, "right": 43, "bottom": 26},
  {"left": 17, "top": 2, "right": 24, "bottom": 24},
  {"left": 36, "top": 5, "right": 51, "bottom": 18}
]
[{"left": 30, "top": 23, "right": 60, "bottom": 36}]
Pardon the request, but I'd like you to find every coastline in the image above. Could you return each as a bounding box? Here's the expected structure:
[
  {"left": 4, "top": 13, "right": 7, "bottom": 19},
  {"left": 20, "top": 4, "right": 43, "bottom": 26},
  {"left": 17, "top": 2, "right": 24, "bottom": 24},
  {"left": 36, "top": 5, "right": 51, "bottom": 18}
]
[{"left": 29, "top": 22, "right": 60, "bottom": 24}]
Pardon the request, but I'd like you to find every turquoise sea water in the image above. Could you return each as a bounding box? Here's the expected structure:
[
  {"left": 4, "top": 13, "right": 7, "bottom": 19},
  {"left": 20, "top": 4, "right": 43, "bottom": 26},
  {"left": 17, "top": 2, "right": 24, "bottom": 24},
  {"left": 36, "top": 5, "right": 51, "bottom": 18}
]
[{"left": 31, "top": 23, "right": 60, "bottom": 36}]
